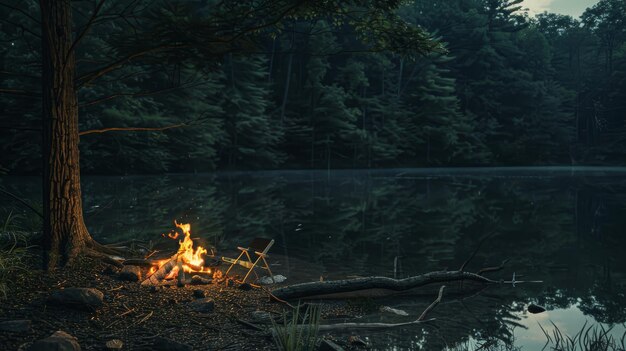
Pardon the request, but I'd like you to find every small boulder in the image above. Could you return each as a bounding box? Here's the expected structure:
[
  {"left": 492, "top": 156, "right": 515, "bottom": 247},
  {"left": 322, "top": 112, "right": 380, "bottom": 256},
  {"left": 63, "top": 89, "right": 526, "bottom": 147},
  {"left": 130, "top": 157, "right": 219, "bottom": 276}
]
[
  {"left": 152, "top": 336, "right": 192, "bottom": 351},
  {"left": 528, "top": 304, "right": 546, "bottom": 314},
  {"left": 0, "top": 319, "right": 31, "bottom": 333},
  {"left": 28, "top": 330, "right": 80, "bottom": 351},
  {"left": 192, "top": 289, "right": 206, "bottom": 299},
  {"left": 105, "top": 339, "right": 123, "bottom": 350},
  {"left": 189, "top": 298, "right": 215, "bottom": 313},
  {"left": 48, "top": 288, "right": 104, "bottom": 311},
  {"left": 190, "top": 275, "right": 212, "bottom": 285},
  {"left": 118, "top": 265, "right": 142, "bottom": 282},
  {"left": 319, "top": 339, "right": 345, "bottom": 351},
  {"left": 258, "top": 275, "right": 287, "bottom": 285}
]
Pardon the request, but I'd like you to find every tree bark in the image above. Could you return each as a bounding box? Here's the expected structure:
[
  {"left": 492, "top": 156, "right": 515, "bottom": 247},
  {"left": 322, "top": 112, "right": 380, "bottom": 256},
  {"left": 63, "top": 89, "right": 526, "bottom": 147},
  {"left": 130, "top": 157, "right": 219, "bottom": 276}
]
[{"left": 41, "top": 0, "right": 93, "bottom": 269}]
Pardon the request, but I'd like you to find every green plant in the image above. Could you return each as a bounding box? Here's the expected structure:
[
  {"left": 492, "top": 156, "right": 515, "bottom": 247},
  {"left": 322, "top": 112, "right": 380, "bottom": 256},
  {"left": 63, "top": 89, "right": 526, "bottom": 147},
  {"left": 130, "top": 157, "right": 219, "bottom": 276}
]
[
  {"left": 539, "top": 321, "right": 626, "bottom": 351},
  {"left": 271, "top": 304, "right": 321, "bottom": 351}
]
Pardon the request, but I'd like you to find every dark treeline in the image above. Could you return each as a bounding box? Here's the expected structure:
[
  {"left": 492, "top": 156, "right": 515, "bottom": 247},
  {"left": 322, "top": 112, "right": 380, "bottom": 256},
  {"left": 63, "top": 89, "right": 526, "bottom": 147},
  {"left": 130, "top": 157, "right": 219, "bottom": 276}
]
[{"left": 2, "top": 0, "right": 626, "bottom": 174}]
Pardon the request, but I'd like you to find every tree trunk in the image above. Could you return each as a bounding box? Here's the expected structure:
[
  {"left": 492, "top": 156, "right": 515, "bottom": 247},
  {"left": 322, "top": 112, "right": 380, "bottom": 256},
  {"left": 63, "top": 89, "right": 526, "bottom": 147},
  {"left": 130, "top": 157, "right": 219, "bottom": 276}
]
[{"left": 41, "top": 0, "right": 93, "bottom": 269}]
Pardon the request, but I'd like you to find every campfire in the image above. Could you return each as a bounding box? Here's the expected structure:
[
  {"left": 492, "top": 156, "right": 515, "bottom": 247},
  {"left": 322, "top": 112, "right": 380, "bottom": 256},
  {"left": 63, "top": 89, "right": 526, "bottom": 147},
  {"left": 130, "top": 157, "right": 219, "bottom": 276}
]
[{"left": 142, "top": 221, "right": 221, "bottom": 286}]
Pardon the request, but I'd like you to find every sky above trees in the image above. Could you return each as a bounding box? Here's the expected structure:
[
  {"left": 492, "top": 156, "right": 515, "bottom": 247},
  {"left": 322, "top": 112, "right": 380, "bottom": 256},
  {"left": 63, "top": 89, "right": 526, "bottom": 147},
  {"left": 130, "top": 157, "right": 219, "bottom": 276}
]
[{"left": 524, "top": 0, "right": 599, "bottom": 17}]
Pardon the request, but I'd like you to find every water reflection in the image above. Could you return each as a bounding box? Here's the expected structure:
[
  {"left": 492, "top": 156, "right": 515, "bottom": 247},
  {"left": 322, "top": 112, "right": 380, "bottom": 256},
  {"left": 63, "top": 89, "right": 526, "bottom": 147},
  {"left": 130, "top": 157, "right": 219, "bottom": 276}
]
[{"left": 2, "top": 167, "right": 625, "bottom": 350}]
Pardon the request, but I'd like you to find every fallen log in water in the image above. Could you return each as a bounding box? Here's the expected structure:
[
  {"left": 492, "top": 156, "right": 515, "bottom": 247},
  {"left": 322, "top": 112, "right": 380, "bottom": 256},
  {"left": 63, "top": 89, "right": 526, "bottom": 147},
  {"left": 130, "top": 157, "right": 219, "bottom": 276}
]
[
  {"left": 272, "top": 271, "right": 500, "bottom": 300},
  {"left": 141, "top": 254, "right": 178, "bottom": 286}
]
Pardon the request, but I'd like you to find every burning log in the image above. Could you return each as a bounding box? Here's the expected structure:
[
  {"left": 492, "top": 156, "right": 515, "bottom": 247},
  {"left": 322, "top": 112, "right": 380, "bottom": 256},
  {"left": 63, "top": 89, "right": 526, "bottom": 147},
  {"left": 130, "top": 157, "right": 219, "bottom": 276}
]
[
  {"left": 177, "top": 260, "right": 186, "bottom": 287},
  {"left": 141, "top": 254, "right": 179, "bottom": 286},
  {"left": 140, "top": 222, "right": 214, "bottom": 286}
]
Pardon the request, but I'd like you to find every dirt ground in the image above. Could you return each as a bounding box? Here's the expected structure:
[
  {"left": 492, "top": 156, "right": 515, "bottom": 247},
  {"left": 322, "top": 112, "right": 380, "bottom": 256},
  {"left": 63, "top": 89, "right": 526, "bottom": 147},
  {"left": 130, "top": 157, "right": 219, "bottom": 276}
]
[{"left": 0, "top": 255, "right": 365, "bottom": 351}]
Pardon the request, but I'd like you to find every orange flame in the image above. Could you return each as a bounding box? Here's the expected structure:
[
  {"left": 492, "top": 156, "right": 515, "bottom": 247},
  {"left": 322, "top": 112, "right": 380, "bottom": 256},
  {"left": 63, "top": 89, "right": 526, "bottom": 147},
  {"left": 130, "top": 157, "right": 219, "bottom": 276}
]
[
  {"left": 174, "top": 221, "right": 207, "bottom": 269},
  {"left": 158, "top": 221, "right": 211, "bottom": 280}
]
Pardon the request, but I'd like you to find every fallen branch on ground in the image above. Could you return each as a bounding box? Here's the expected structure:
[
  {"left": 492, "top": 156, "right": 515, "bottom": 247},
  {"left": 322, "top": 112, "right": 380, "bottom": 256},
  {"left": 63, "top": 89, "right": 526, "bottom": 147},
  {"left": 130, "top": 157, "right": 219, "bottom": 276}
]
[{"left": 272, "top": 269, "right": 541, "bottom": 300}]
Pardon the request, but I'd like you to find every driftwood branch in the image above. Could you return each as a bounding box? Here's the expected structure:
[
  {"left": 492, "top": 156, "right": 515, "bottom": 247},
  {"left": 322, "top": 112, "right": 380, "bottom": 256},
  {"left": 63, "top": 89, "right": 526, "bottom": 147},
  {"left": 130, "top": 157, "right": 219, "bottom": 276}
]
[
  {"left": 272, "top": 271, "right": 497, "bottom": 300},
  {"left": 272, "top": 286, "right": 445, "bottom": 334},
  {"left": 418, "top": 285, "right": 445, "bottom": 321}
]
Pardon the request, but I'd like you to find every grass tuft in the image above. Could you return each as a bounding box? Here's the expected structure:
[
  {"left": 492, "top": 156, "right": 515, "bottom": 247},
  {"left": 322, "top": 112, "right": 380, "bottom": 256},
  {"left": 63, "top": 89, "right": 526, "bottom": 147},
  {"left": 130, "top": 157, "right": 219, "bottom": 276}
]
[
  {"left": 539, "top": 321, "right": 626, "bottom": 351},
  {"left": 0, "top": 212, "right": 33, "bottom": 299},
  {"left": 271, "top": 303, "right": 321, "bottom": 351}
]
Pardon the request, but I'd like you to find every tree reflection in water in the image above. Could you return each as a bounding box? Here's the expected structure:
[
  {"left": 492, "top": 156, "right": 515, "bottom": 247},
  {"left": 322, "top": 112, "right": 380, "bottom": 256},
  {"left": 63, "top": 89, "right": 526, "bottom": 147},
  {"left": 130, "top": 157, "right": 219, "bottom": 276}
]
[{"left": 2, "top": 168, "right": 625, "bottom": 349}]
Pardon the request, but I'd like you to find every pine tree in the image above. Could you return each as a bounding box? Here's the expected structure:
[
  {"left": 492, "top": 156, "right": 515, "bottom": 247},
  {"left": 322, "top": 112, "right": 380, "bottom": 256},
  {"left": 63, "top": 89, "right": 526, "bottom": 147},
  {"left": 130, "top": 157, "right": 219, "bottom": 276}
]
[{"left": 221, "top": 55, "right": 284, "bottom": 169}]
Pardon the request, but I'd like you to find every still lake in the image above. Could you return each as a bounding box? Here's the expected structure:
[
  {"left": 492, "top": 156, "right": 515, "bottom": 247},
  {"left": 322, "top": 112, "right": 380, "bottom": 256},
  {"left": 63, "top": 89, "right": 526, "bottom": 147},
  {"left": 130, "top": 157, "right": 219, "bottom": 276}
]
[{"left": 2, "top": 167, "right": 625, "bottom": 350}]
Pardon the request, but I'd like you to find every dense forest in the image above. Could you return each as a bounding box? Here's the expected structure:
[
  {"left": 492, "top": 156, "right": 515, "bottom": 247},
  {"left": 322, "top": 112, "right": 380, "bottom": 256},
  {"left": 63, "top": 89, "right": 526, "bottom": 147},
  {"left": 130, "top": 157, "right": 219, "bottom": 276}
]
[{"left": 2, "top": 0, "right": 626, "bottom": 174}]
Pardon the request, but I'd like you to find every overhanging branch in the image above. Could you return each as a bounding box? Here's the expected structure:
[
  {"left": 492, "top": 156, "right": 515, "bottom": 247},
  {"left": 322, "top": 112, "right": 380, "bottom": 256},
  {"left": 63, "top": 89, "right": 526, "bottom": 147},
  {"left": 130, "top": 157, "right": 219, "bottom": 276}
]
[
  {"left": 78, "top": 115, "right": 211, "bottom": 136},
  {"left": 79, "top": 82, "right": 205, "bottom": 108},
  {"left": 78, "top": 123, "right": 186, "bottom": 136}
]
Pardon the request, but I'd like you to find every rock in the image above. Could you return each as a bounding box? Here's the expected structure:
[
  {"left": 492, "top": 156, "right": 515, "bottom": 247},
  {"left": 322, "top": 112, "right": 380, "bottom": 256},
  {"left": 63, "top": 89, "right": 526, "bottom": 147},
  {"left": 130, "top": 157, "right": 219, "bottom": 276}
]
[
  {"left": 118, "top": 265, "right": 142, "bottom": 282},
  {"left": 105, "top": 339, "right": 124, "bottom": 350},
  {"left": 238, "top": 283, "right": 252, "bottom": 291},
  {"left": 191, "top": 275, "right": 212, "bottom": 285},
  {"left": 189, "top": 298, "right": 215, "bottom": 313},
  {"left": 48, "top": 288, "right": 104, "bottom": 311},
  {"left": 149, "top": 286, "right": 161, "bottom": 293},
  {"left": 528, "top": 304, "right": 546, "bottom": 314},
  {"left": 152, "top": 336, "right": 192, "bottom": 351},
  {"left": 318, "top": 339, "right": 345, "bottom": 351},
  {"left": 258, "top": 275, "right": 287, "bottom": 285},
  {"left": 192, "top": 289, "right": 206, "bottom": 299},
  {"left": 0, "top": 319, "right": 31, "bottom": 333},
  {"left": 28, "top": 330, "right": 80, "bottom": 351},
  {"left": 226, "top": 279, "right": 235, "bottom": 287}
]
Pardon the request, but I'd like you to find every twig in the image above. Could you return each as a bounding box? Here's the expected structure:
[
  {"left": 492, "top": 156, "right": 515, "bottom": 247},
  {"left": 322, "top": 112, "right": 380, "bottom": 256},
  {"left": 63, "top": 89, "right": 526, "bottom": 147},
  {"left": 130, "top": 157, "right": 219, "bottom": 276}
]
[
  {"left": 108, "top": 285, "right": 124, "bottom": 292},
  {"left": 261, "top": 286, "right": 294, "bottom": 309},
  {"left": 418, "top": 285, "right": 445, "bottom": 321},
  {"left": 459, "top": 232, "right": 494, "bottom": 272},
  {"left": 136, "top": 311, "right": 153, "bottom": 325},
  {"left": 477, "top": 259, "right": 510, "bottom": 276}
]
